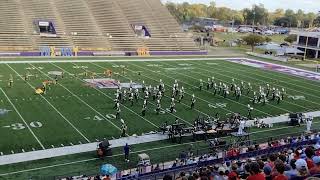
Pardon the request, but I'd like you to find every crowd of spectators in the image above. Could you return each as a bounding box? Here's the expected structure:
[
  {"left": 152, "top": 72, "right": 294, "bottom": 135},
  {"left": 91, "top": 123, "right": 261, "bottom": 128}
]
[
  {"left": 161, "top": 137, "right": 320, "bottom": 180},
  {"left": 61, "top": 133, "right": 320, "bottom": 180}
]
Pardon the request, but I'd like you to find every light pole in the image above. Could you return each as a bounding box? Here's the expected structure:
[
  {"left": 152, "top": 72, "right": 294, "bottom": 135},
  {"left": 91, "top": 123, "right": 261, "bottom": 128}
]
[{"left": 253, "top": 11, "right": 256, "bottom": 26}]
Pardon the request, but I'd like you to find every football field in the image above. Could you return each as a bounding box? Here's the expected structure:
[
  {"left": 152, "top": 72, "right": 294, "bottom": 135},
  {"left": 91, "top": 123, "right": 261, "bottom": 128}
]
[{"left": 0, "top": 58, "right": 320, "bottom": 155}]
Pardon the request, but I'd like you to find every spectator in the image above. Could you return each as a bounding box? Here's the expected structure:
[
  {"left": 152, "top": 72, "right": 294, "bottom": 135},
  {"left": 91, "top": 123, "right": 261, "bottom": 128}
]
[
  {"left": 172, "top": 159, "right": 178, "bottom": 168},
  {"left": 278, "top": 154, "right": 291, "bottom": 171},
  {"left": 310, "top": 156, "right": 320, "bottom": 175},
  {"left": 274, "top": 162, "right": 288, "bottom": 180},
  {"left": 294, "top": 149, "right": 302, "bottom": 160},
  {"left": 266, "top": 154, "right": 278, "bottom": 169},
  {"left": 176, "top": 172, "right": 187, "bottom": 180},
  {"left": 228, "top": 164, "right": 239, "bottom": 180},
  {"left": 192, "top": 172, "right": 199, "bottom": 180},
  {"left": 305, "top": 147, "right": 315, "bottom": 169},
  {"left": 103, "top": 175, "right": 110, "bottom": 180},
  {"left": 263, "top": 165, "right": 272, "bottom": 180},
  {"left": 153, "top": 164, "right": 161, "bottom": 171},
  {"left": 285, "top": 159, "right": 299, "bottom": 179},
  {"left": 213, "top": 167, "right": 227, "bottom": 180},
  {"left": 247, "top": 162, "right": 265, "bottom": 180},
  {"left": 163, "top": 174, "right": 173, "bottom": 180},
  {"left": 291, "top": 159, "right": 309, "bottom": 180}
]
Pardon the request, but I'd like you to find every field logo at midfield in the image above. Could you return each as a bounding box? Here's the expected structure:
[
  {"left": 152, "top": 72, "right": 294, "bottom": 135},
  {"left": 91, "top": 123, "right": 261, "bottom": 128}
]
[
  {"left": 84, "top": 78, "right": 142, "bottom": 89},
  {"left": 208, "top": 103, "right": 227, "bottom": 109},
  {"left": 227, "top": 59, "right": 320, "bottom": 81},
  {"left": 288, "top": 95, "right": 306, "bottom": 100}
]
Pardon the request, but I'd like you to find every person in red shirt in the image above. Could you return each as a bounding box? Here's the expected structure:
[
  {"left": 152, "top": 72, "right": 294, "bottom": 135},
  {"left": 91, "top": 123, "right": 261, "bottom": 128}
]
[
  {"left": 247, "top": 162, "right": 265, "bottom": 180},
  {"left": 274, "top": 161, "right": 288, "bottom": 180},
  {"left": 228, "top": 164, "right": 239, "bottom": 180},
  {"left": 266, "top": 154, "right": 278, "bottom": 169},
  {"left": 305, "top": 147, "right": 315, "bottom": 169}
]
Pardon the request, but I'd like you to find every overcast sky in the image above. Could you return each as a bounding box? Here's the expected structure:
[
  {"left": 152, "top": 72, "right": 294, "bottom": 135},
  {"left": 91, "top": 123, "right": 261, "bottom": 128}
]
[{"left": 162, "top": 0, "right": 320, "bottom": 13}]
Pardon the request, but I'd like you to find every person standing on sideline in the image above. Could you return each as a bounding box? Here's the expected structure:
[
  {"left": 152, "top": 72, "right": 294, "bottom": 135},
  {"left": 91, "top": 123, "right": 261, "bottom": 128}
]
[{"left": 124, "top": 143, "right": 130, "bottom": 162}]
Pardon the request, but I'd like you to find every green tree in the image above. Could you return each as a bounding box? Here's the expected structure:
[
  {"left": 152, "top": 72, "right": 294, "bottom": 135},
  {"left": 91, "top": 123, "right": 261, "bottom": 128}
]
[
  {"left": 265, "top": 37, "right": 272, "bottom": 43},
  {"left": 314, "top": 15, "right": 320, "bottom": 27},
  {"left": 242, "top": 34, "right": 266, "bottom": 52},
  {"left": 284, "top": 34, "right": 297, "bottom": 44},
  {"left": 284, "top": 9, "right": 298, "bottom": 27},
  {"left": 243, "top": 4, "right": 269, "bottom": 25}
]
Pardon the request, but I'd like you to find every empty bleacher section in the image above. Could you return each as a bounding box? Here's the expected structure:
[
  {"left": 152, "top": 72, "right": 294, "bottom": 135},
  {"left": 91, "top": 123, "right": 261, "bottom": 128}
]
[
  {"left": 86, "top": 0, "right": 142, "bottom": 51},
  {"left": 0, "top": 0, "right": 201, "bottom": 54},
  {"left": 0, "top": 0, "right": 33, "bottom": 51}
]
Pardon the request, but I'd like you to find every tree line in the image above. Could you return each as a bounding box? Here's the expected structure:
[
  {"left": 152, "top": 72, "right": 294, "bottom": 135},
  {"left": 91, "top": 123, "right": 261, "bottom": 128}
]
[{"left": 165, "top": 1, "right": 320, "bottom": 27}]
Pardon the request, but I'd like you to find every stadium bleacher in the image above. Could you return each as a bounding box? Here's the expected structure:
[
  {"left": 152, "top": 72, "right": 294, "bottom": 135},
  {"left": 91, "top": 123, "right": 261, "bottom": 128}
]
[{"left": 0, "top": 0, "right": 200, "bottom": 54}]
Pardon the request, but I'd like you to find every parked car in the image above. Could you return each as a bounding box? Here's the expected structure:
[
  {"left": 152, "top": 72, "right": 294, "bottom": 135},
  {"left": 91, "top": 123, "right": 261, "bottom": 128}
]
[
  {"left": 262, "top": 30, "right": 275, "bottom": 35},
  {"left": 238, "top": 27, "right": 253, "bottom": 33},
  {"left": 275, "top": 28, "right": 289, "bottom": 34}
]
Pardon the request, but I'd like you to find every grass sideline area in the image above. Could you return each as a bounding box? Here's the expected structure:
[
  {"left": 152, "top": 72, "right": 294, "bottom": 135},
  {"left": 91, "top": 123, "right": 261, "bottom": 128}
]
[{"left": 0, "top": 57, "right": 319, "bottom": 179}]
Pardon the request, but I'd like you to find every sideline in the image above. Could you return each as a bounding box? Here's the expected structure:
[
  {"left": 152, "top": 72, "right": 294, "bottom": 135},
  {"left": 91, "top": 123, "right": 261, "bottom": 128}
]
[{"left": 0, "top": 140, "right": 197, "bottom": 176}]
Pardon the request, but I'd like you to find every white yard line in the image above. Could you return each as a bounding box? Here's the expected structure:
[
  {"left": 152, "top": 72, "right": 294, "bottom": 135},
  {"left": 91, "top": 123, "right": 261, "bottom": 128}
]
[
  {"left": 29, "top": 63, "right": 122, "bottom": 132},
  {"left": 182, "top": 61, "right": 312, "bottom": 112},
  {"left": 50, "top": 63, "right": 159, "bottom": 128},
  {"left": 0, "top": 88, "right": 45, "bottom": 150},
  {"left": 6, "top": 64, "right": 91, "bottom": 143}
]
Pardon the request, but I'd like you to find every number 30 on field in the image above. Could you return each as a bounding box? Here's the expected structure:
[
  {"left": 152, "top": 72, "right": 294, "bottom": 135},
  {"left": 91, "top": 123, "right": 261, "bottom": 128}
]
[{"left": 3, "top": 121, "right": 43, "bottom": 130}]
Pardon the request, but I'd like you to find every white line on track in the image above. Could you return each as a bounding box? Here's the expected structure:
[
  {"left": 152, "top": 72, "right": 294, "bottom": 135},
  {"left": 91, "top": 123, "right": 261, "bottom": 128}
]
[
  {"left": 6, "top": 64, "right": 91, "bottom": 143},
  {"left": 50, "top": 63, "right": 159, "bottom": 128},
  {"left": 0, "top": 88, "right": 45, "bottom": 150},
  {"left": 28, "top": 63, "right": 122, "bottom": 132}
]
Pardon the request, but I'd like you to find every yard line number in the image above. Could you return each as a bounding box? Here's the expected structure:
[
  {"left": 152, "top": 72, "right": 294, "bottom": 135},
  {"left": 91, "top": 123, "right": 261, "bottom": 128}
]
[
  {"left": 84, "top": 114, "right": 117, "bottom": 121},
  {"left": 3, "top": 121, "right": 43, "bottom": 130}
]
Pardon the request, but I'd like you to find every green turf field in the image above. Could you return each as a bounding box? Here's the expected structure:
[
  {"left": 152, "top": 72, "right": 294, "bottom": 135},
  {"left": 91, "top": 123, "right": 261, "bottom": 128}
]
[
  {"left": 0, "top": 57, "right": 320, "bottom": 178},
  {"left": 0, "top": 58, "right": 320, "bottom": 154}
]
